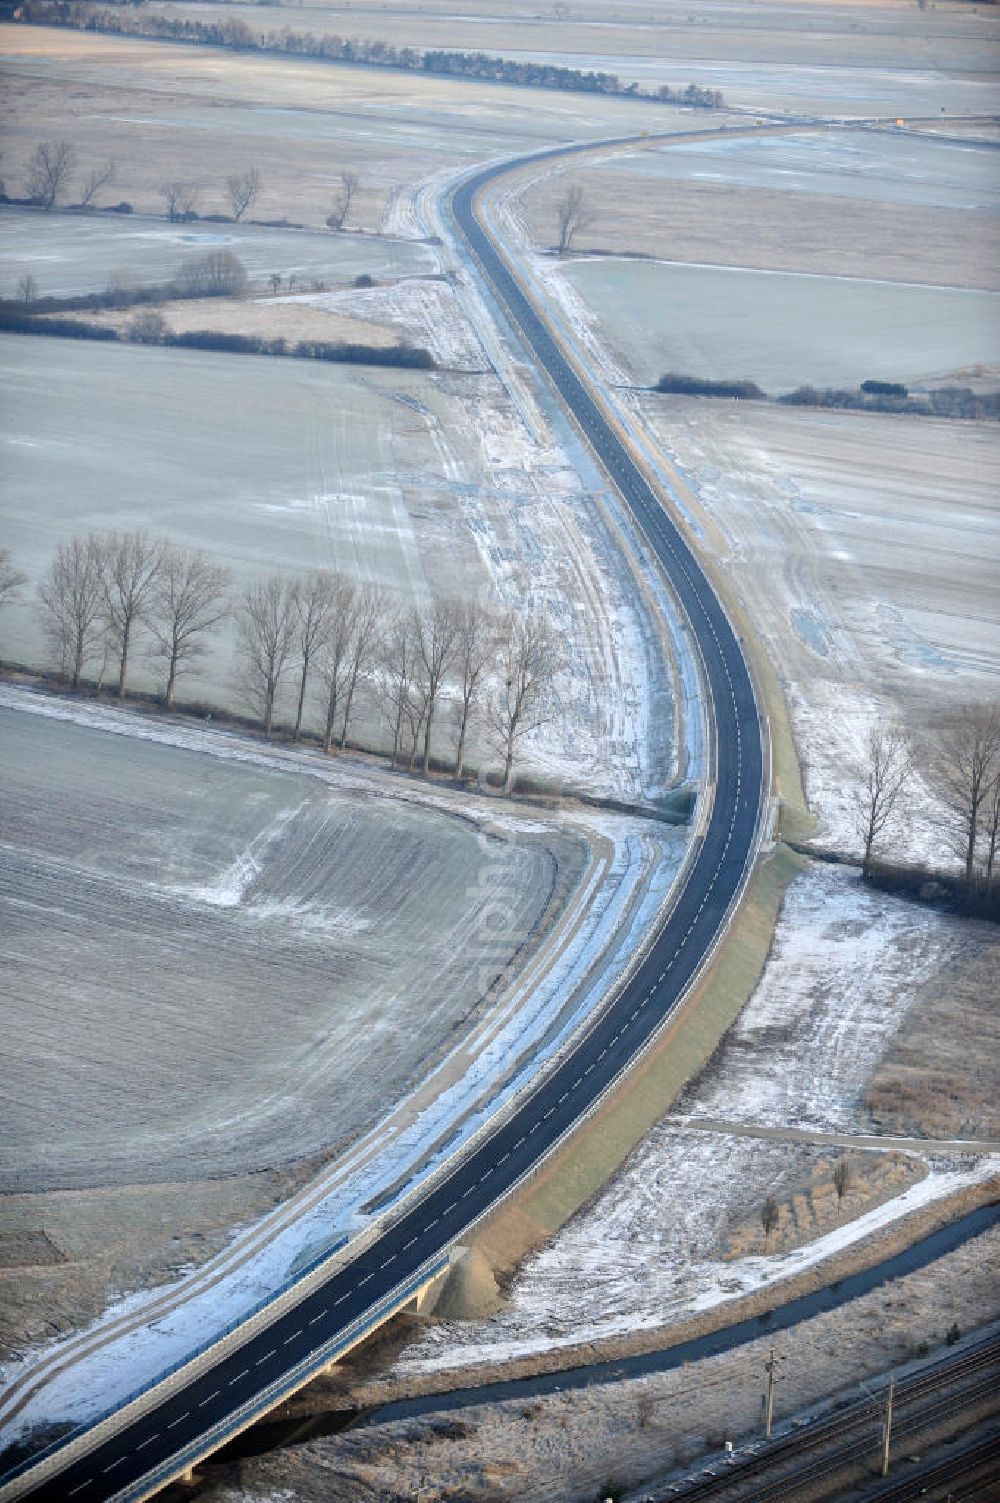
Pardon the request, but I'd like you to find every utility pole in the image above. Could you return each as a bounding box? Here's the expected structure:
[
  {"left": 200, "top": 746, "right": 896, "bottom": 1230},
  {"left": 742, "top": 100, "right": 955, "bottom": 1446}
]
[
  {"left": 764, "top": 1346, "right": 780, "bottom": 1439},
  {"left": 880, "top": 1372, "right": 895, "bottom": 1477}
]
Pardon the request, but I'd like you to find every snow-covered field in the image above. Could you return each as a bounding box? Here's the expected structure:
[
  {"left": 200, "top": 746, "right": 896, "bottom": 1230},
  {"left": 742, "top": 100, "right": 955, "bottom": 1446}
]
[
  {"left": 393, "top": 864, "right": 999, "bottom": 1376},
  {"left": 516, "top": 127, "right": 1000, "bottom": 293},
  {"left": 0, "top": 23, "right": 702, "bottom": 230},
  {"left": 134, "top": 0, "right": 1000, "bottom": 118}
]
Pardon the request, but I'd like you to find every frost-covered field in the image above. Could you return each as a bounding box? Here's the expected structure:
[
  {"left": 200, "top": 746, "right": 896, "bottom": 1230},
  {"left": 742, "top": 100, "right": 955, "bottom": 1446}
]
[
  {"left": 0, "top": 698, "right": 579, "bottom": 1191},
  {"left": 609, "top": 130, "right": 1000, "bottom": 215},
  {"left": 0, "top": 331, "right": 678, "bottom": 801},
  {"left": 629, "top": 399, "right": 1000, "bottom": 864},
  {"left": 394, "top": 864, "right": 999, "bottom": 1376},
  {"left": 516, "top": 127, "right": 1000, "bottom": 292},
  {"left": 0, "top": 208, "right": 435, "bottom": 302},
  {"left": 136, "top": 0, "right": 1000, "bottom": 116},
  {"left": 554, "top": 257, "right": 1000, "bottom": 390},
  {"left": 0, "top": 24, "right": 701, "bottom": 229}
]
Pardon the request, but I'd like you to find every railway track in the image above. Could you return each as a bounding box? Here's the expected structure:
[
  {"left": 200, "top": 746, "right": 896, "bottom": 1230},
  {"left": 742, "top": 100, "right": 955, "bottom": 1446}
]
[{"left": 647, "top": 1334, "right": 1000, "bottom": 1502}]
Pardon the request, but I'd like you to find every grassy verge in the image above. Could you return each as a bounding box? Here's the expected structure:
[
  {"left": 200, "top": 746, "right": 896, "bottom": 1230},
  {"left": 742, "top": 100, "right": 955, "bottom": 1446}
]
[{"left": 456, "top": 842, "right": 804, "bottom": 1299}]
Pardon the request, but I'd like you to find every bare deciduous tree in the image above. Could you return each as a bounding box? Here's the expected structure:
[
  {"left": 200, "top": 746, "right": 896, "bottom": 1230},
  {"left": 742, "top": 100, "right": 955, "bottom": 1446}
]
[
  {"left": 126, "top": 309, "right": 167, "bottom": 344},
  {"left": 0, "top": 548, "right": 27, "bottom": 613},
  {"left": 555, "top": 183, "right": 591, "bottom": 255},
  {"left": 106, "top": 269, "right": 137, "bottom": 308},
  {"left": 292, "top": 569, "right": 335, "bottom": 739},
  {"left": 489, "top": 613, "right": 561, "bottom": 795},
  {"left": 761, "top": 1195, "right": 779, "bottom": 1248},
  {"left": 853, "top": 724, "right": 910, "bottom": 876},
  {"left": 317, "top": 578, "right": 384, "bottom": 753},
  {"left": 339, "top": 585, "right": 384, "bottom": 751},
  {"left": 177, "top": 250, "right": 248, "bottom": 298},
  {"left": 935, "top": 702, "right": 1000, "bottom": 883},
  {"left": 79, "top": 159, "right": 115, "bottom": 210},
  {"left": 161, "top": 181, "right": 199, "bottom": 222},
  {"left": 379, "top": 613, "right": 422, "bottom": 769},
  {"left": 326, "top": 171, "right": 359, "bottom": 231},
  {"left": 17, "top": 274, "right": 37, "bottom": 305},
  {"left": 36, "top": 535, "right": 104, "bottom": 688},
  {"left": 238, "top": 575, "right": 299, "bottom": 736},
  {"left": 24, "top": 141, "right": 76, "bottom": 210},
  {"left": 318, "top": 574, "right": 358, "bottom": 754},
  {"left": 97, "top": 530, "right": 165, "bottom": 701},
  {"left": 453, "top": 600, "right": 494, "bottom": 780},
  {"left": 227, "top": 166, "right": 261, "bottom": 222},
  {"left": 150, "top": 546, "right": 230, "bottom": 707},
  {"left": 413, "top": 597, "right": 461, "bottom": 775},
  {"left": 981, "top": 775, "right": 1000, "bottom": 885},
  {"left": 833, "top": 1157, "right": 851, "bottom": 1210}
]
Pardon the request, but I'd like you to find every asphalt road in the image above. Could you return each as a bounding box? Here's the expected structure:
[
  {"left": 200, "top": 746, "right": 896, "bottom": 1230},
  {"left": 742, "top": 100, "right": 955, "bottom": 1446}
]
[{"left": 2, "top": 138, "right": 765, "bottom": 1503}]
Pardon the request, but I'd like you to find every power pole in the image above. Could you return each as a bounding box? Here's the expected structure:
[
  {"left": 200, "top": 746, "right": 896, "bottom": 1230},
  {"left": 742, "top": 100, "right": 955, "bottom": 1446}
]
[
  {"left": 764, "top": 1346, "right": 779, "bottom": 1439},
  {"left": 880, "top": 1372, "right": 895, "bottom": 1477}
]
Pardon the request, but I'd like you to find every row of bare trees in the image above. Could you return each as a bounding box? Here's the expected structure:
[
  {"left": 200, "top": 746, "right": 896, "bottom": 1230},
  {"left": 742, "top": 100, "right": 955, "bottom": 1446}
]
[
  {"left": 33, "top": 532, "right": 230, "bottom": 706},
  {"left": 5, "top": 141, "right": 262, "bottom": 222},
  {"left": 161, "top": 167, "right": 261, "bottom": 224},
  {"left": 237, "top": 575, "right": 561, "bottom": 793},
  {"left": 854, "top": 708, "right": 1000, "bottom": 890},
  {"left": 19, "top": 141, "right": 115, "bottom": 212},
  {"left": 2, "top": 541, "right": 561, "bottom": 794}
]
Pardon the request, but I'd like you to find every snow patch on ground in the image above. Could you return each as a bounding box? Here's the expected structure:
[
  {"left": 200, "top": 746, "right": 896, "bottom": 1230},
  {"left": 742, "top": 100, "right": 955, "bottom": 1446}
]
[
  {"left": 683, "top": 864, "right": 958, "bottom": 1133},
  {"left": 393, "top": 864, "right": 991, "bottom": 1376},
  {"left": 789, "top": 680, "right": 953, "bottom": 871},
  {"left": 285, "top": 277, "right": 486, "bottom": 371}
]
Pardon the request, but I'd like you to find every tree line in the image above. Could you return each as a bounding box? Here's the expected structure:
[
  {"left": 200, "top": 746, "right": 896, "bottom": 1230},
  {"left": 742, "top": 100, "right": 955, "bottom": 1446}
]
[
  {"left": 17, "top": 3, "right": 724, "bottom": 109},
  {"left": 1, "top": 138, "right": 264, "bottom": 222},
  {"left": 5, "top": 141, "right": 375, "bottom": 241},
  {"left": 655, "top": 371, "right": 1000, "bottom": 422},
  {"left": 0, "top": 540, "right": 562, "bottom": 795},
  {"left": 0, "top": 306, "right": 434, "bottom": 369}
]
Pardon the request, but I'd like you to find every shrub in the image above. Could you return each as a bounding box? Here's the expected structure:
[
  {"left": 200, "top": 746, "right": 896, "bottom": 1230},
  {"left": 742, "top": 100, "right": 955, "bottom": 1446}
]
[
  {"left": 126, "top": 310, "right": 166, "bottom": 344},
  {"left": 174, "top": 251, "right": 248, "bottom": 299},
  {"left": 171, "top": 329, "right": 261, "bottom": 354},
  {"left": 0, "top": 309, "right": 118, "bottom": 340}
]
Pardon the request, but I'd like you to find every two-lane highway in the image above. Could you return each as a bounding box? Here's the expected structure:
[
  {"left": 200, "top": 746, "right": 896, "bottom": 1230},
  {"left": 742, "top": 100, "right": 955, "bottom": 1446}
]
[{"left": 2, "top": 135, "right": 766, "bottom": 1503}]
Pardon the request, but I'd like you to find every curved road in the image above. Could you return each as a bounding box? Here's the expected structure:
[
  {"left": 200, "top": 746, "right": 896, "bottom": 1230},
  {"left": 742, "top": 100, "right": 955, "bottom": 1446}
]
[{"left": 2, "top": 137, "right": 766, "bottom": 1503}]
